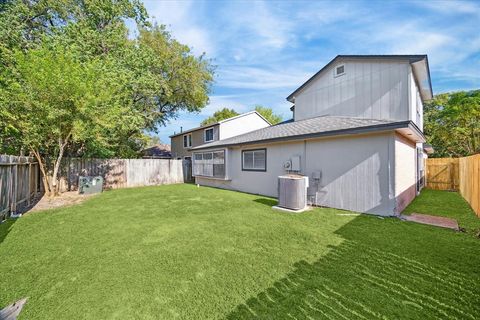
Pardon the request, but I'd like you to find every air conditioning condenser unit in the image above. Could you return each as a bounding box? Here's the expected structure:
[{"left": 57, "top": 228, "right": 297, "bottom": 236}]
[{"left": 275, "top": 174, "right": 309, "bottom": 212}]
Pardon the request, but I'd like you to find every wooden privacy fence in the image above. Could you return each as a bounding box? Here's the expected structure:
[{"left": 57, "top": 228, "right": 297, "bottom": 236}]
[
  {"left": 425, "top": 158, "right": 459, "bottom": 190},
  {"left": 0, "top": 155, "right": 40, "bottom": 219},
  {"left": 57, "top": 158, "right": 188, "bottom": 192},
  {"left": 1, "top": 156, "right": 190, "bottom": 218},
  {"left": 458, "top": 154, "right": 480, "bottom": 217},
  {"left": 426, "top": 154, "right": 480, "bottom": 217}
]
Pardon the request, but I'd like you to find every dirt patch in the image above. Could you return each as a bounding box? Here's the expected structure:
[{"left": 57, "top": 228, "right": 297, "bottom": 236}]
[{"left": 19, "top": 192, "right": 97, "bottom": 214}]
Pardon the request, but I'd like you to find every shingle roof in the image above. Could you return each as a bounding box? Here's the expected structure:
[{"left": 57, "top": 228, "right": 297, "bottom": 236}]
[
  {"left": 191, "top": 116, "right": 413, "bottom": 150},
  {"left": 141, "top": 144, "right": 172, "bottom": 158}
]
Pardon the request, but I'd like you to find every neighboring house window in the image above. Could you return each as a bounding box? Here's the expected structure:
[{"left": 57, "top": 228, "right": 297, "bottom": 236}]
[
  {"left": 193, "top": 150, "right": 225, "bottom": 178},
  {"left": 334, "top": 64, "right": 345, "bottom": 77},
  {"left": 242, "top": 149, "right": 266, "bottom": 171},
  {"left": 204, "top": 127, "right": 214, "bottom": 142},
  {"left": 183, "top": 134, "right": 192, "bottom": 148}
]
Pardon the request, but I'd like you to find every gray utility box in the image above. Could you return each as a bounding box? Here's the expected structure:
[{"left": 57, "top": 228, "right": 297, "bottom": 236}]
[
  {"left": 278, "top": 175, "right": 308, "bottom": 210},
  {"left": 78, "top": 176, "right": 103, "bottom": 195}
]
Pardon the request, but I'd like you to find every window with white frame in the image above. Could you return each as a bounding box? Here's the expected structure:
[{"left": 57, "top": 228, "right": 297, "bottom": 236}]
[
  {"left": 334, "top": 64, "right": 345, "bottom": 77},
  {"left": 193, "top": 150, "right": 225, "bottom": 178},
  {"left": 204, "top": 127, "right": 214, "bottom": 142},
  {"left": 242, "top": 149, "right": 266, "bottom": 171},
  {"left": 183, "top": 134, "right": 192, "bottom": 148}
]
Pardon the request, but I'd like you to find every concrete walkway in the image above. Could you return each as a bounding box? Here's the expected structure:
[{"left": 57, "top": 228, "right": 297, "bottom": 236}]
[{"left": 400, "top": 213, "right": 459, "bottom": 231}]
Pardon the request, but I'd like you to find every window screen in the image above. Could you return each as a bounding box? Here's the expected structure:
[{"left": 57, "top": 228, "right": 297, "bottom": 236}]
[
  {"left": 193, "top": 150, "right": 225, "bottom": 178},
  {"left": 205, "top": 128, "right": 214, "bottom": 142},
  {"left": 335, "top": 65, "right": 345, "bottom": 76},
  {"left": 242, "top": 149, "right": 266, "bottom": 171}
]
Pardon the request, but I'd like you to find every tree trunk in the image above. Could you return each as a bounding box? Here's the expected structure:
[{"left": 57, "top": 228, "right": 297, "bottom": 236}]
[
  {"left": 31, "top": 148, "right": 52, "bottom": 197},
  {"left": 51, "top": 135, "right": 70, "bottom": 196},
  {"left": 30, "top": 133, "right": 71, "bottom": 197},
  {"left": 51, "top": 148, "right": 64, "bottom": 196}
]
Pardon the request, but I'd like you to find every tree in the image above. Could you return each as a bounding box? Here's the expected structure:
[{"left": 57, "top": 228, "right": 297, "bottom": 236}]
[
  {"left": 2, "top": 44, "right": 135, "bottom": 196},
  {"left": 254, "top": 105, "right": 283, "bottom": 125},
  {"left": 0, "top": 0, "right": 214, "bottom": 195},
  {"left": 201, "top": 108, "right": 239, "bottom": 126},
  {"left": 424, "top": 90, "right": 480, "bottom": 157}
]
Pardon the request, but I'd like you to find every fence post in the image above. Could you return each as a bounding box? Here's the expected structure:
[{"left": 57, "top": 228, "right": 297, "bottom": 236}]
[
  {"left": 10, "top": 160, "right": 17, "bottom": 215},
  {"left": 27, "top": 161, "right": 32, "bottom": 206}
]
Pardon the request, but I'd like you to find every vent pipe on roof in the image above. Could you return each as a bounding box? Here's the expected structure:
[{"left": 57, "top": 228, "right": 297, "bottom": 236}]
[{"left": 180, "top": 126, "right": 183, "bottom": 133}]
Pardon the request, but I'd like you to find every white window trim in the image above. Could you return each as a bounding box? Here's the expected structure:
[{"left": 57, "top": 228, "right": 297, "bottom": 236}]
[
  {"left": 183, "top": 133, "right": 192, "bottom": 148},
  {"left": 204, "top": 127, "right": 214, "bottom": 142},
  {"left": 334, "top": 64, "right": 345, "bottom": 78}
]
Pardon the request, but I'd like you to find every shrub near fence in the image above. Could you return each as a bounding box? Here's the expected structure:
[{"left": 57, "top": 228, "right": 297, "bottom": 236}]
[
  {"left": 426, "top": 154, "right": 480, "bottom": 217},
  {"left": 0, "top": 155, "right": 40, "bottom": 219}
]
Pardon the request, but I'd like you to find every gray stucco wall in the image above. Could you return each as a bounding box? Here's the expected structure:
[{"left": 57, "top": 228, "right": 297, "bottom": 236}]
[{"left": 195, "top": 132, "right": 398, "bottom": 216}]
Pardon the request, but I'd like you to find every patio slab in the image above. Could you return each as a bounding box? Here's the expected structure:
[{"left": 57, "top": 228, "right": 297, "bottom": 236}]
[{"left": 400, "top": 213, "right": 459, "bottom": 231}]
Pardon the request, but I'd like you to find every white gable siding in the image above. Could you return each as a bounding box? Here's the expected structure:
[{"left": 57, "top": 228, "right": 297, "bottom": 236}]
[
  {"left": 219, "top": 113, "right": 270, "bottom": 140},
  {"left": 294, "top": 59, "right": 411, "bottom": 122}
]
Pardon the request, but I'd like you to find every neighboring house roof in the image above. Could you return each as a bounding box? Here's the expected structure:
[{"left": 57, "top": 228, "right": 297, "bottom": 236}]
[
  {"left": 142, "top": 144, "right": 172, "bottom": 158},
  {"left": 286, "top": 55, "right": 433, "bottom": 103},
  {"left": 191, "top": 115, "right": 425, "bottom": 150},
  {"left": 169, "top": 111, "right": 271, "bottom": 138}
]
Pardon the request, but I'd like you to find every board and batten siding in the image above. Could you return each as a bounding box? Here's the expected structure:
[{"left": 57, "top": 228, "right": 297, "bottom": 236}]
[
  {"left": 294, "top": 59, "right": 414, "bottom": 124},
  {"left": 196, "top": 132, "right": 398, "bottom": 216}
]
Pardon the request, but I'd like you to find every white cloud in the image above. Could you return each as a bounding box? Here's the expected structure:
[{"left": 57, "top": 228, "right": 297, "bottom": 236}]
[
  {"left": 143, "top": 0, "right": 214, "bottom": 55},
  {"left": 218, "top": 65, "right": 312, "bottom": 90},
  {"left": 201, "top": 95, "right": 249, "bottom": 115},
  {"left": 415, "top": 0, "right": 480, "bottom": 15}
]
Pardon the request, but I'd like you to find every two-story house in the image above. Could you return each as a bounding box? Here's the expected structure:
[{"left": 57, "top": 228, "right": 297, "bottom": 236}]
[
  {"left": 190, "top": 55, "right": 433, "bottom": 216},
  {"left": 170, "top": 111, "right": 271, "bottom": 159}
]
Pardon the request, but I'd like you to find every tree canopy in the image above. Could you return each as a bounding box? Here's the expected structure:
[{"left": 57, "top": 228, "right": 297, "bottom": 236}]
[
  {"left": 424, "top": 90, "right": 480, "bottom": 157},
  {"left": 0, "top": 0, "right": 214, "bottom": 195},
  {"left": 254, "top": 105, "right": 283, "bottom": 125},
  {"left": 200, "top": 106, "right": 283, "bottom": 127},
  {"left": 200, "top": 108, "right": 239, "bottom": 126}
]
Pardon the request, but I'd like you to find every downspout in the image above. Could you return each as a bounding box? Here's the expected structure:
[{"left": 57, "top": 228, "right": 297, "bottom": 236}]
[{"left": 303, "top": 140, "right": 307, "bottom": 175}]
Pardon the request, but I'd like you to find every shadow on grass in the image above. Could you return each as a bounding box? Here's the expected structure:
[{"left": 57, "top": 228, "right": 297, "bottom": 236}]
[
  {"left": 253, "top": 198, "right": 277, "bottom": 207},
  {"left": 227, "top": 215, "right": 480, "bottom": 320},
  {"left": 0, "top": 218, "right": 16, "bottom": 245}
]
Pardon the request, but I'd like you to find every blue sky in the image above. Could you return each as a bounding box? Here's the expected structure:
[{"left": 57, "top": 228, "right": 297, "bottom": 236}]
[{"left": 135, "top": 0, "right": 480, "bottom": 143}]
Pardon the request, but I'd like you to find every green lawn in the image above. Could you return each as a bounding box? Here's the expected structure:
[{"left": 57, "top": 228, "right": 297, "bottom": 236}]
[
  {"left": 403, "top": 188, "right": 480, "bottom": 235},
  {"left": 0, "top": 185, "right": 479, "bottom": 319}
]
